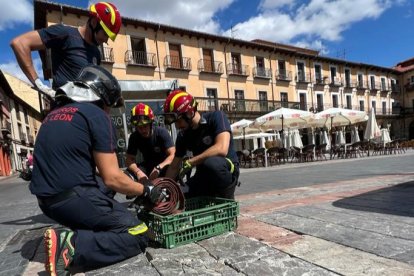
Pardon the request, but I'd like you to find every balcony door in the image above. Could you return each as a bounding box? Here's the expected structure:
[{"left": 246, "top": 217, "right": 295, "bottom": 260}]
[
  {"left": 206, "top": 88, "right": 218, "bottom": 111},
  {"left": 259, "top": 91, "right": 268, "bottom": 112},
  {"left": 169, "top": 43, "right": 182, "bottom": 68},
  {"left": 234, "top": 90, "right": 245, "bottom": 112},
  {"left": 203, "top": 49, "right": 213, "bottom": 72},
  {"left": 131, "top": 37, "right": 146, "bottom": 64}
]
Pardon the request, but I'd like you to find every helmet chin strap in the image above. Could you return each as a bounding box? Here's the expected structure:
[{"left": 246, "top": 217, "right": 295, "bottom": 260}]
[{"left": 88, "top": 19, "right": 100, "bottom": 46}]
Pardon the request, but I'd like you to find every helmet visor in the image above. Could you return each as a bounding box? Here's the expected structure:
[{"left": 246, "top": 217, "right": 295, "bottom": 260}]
[
  {"left": 131, "top": 115, "right": 152, "bottom": 126},
  {"left": 163, "top": 113, "right": 180, "bottom": 125}
]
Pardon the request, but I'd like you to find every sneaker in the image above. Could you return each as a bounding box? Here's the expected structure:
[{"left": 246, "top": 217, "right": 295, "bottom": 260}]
[{"left": 44, "top": 228, "right": 75, "bottom": 276}]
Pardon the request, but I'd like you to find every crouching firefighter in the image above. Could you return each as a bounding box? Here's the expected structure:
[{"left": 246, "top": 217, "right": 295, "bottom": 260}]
[
  {"left": 164, "top": 90, "right": 240, "bottom": 199},
  {"left": 30, "top": 65, "right": 164, "bottom": 275}
]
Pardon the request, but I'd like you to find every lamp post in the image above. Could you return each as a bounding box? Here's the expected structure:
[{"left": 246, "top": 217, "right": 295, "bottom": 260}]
[{"left": 330, "top": 115, "right": 334, "bottom": 160}]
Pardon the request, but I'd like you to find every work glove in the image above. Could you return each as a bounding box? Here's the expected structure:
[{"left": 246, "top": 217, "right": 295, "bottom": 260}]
[
  {"left": 34, "top": 78, "right": 56, "bottom": 98},
  {"left": 179, "top": 160, "right": 192, "bottom": 180},
  {"left": 143, "top": 184, "right": 164, "bottom": 204}
]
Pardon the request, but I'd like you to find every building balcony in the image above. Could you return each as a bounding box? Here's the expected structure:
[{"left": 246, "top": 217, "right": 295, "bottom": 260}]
[
  {"left": 275, "top": 70, "right": 292, "bottom": 81},
  {"left": 28, "top": 134, "right": 35, "bottom": 146},
  {"left": 19, "top": 131, "right": 27, "bottom": 144},
  {"left": 125, "top": 50, "right": 156, "bottom": 67},
  {"left": 100, "top": 46, "right": 114, "bottom": 63},
  {"left": 391, "top": 84, "right": 400, "bottom": 93},
  {"left": 194, "top": 97, "right": 301, "bottom": 118},
  {"left": 405, "top": 82, "right": 414, "bottom": 92},
  {"left": 164, "top": 55, "right": 191, "bottom": 71},
  {"left": 354, "top": 81, "right": 367, "bottom": 90},
  {"left": 252, "top": 67, "right": 272, "bottom": 79},
  {"left": 226, "top": 63, "right": 249, "bottom": 76},
  {"left": 295, "top": 72, "right": 311, "bottom": 83},
  {"left": 197, "top": 60, "right": 223, "bottom": 74},
  {"left": 314, "top": 75, "right": 327, "bottom": 85},
  {"left": 329, "top": 77, "right": 342, "bottom": 86}
]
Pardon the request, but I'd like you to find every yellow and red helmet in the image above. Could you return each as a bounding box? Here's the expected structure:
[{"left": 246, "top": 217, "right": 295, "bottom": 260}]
[
  {"left": 89, "top": 2, "right": 121, "bottom": 41},
  {"left": 163, "top": 90, "right": 196, "bottom": 124},
  {"left": 131, "top": 103, "right": 155, "bottom": 126}
]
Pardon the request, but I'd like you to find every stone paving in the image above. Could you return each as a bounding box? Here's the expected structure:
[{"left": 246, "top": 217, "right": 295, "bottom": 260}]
[{"left": 0, "top": 151, "right": 414, "bottom": 275}]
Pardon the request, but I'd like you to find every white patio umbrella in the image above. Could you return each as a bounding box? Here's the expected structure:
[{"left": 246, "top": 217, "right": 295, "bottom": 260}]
[
  {"left": 364, "top": 109, "right": 381, "bottom": 141},
  {"left": 364, "top": 109, "right": 381, "bottom": 156},
  {"left": 254, "top": 107, "right": 314, "bottom": 148},
  {"left": 380, "top": 128, "right": 391, "bottom": 145},
  {"left": 231, "top": 119, "right": 259, "bottom": 136},
  {"left": 336, "top": 130, "right": 346, "bottom": 145},
  {"left": 321, "top": 130, "right": 331, "bottom": 150},
  {"left": 291, "top": 129, "right": 304, "bottom": 148},
  {"left": 233, "top": 132, "right": 275, "bottom": 140},
  {"left": 313, "top": 108, "right": 368, "bottom": 129},
  {"left": 254, "top": 107, "right": 315, "bottom": 131},
  {"left": 351, "top": 126, "right": 360, "bottom": 144},
  {"left": 231, "top": 119, "right": 260, "bottom": 150}
]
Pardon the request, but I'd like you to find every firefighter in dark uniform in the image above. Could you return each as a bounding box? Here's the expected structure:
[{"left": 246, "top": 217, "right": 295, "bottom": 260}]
[
  {"left": 125, "top": 103, "right": 175, "bottom": 181},
  {"left": 164, "top": 90, "right": 239, "bottom": 199},
  {"left": 30, "top": 65, "right": 163, "bottom": 275}
]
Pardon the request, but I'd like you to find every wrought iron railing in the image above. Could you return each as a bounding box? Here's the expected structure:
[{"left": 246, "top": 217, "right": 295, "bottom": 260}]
[
  {"left": 101, "top": 46, "right": 114, "bottom": 63},
  {"left": 197, "top": 60, "right": 223, "bottom": 74},
  {"left": 164, "top": 55, "right": 191, "bottom": 70},
  {"left": 252, "top": 67, "right": 271, "bottom": 79},
  {"left": 275, "top": 69, "right": 292, "bottom": 81},
  {"left": 295, "top": 72, "right": 311, "bottom": 83},
  {"left": 226, "top": 63, "right": 249, "bottom": 76},
  {"left": 124, "top": 50, "right": 156, "bottom": 66}
]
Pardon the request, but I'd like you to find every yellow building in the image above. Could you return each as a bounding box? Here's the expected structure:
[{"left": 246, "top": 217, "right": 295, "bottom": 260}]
[{"left": 33, "top": 1, "right": 414, "bottom": 160}]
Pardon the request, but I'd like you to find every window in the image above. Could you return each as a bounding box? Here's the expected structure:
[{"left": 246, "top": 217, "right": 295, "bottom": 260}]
[
  {"left": 359, "top": 101, "right": 365, "bottom": 111},
  {"left": 18, "top": 123, "right": 24, "bottom": 140},
  {"left": 345, "top": 69, "right": 351, "bottom": 87},
  {"left": 234, "top": 90, "right": 245, "bottom": 111},
  {"left": 316, "top": 94, "right": 324, "bottom": 111},
  {"left": 231, "top": 53, "right": 242, "bottom": 74},
  {"left": 131, "top": 37, "right": 147, "bottom": 65},
  {"left": 314, "top": 64, "right": 322, "bottom": 82},
  {"left": 280, "top": 92, "right": 288, "bottom": 108},
  {"left": 206, "top": 88, "right": 218, "bottom": 111},
  {"left": 256, "top": 57, "right": 265, "bottom": 77},
  {"left": 299, "top": 93, "right": 307, "bottom": 111},
  {"left": 258, "top": 91, "right": 268, "bottom": 112},
  {"left": 332, "top": 95, "right": 338, "bottom": 108},
  {"left": 370, "top": 76, "right": 376, "bottom": 89},
  {"left": 278, "top": 60, "right": 286, "bottom": 78},
  {"left": 297, "top": 62, "right": 305, "bottom": 81},
  {"left": 202, "top": 49, "right": 214, "bottom": 72},
  {"left": 359, "top": 100, "right": 364, "bottom": 111},
  {"left": 371, "top": 101, "right": 376, "bottom": 112},
  {"left": 346, "top": 95, "right": 352, "bottom": 109},
  {"left": 169, "top": 43, "right": 182, "bottom": 69},
  {"left": 382, "top": 101, "right": 386, "bottom": 115},
  {"left": 357, "top": 74, "right": 364, "bottom": 88},
  {"left": 381, "top": 77, "right": 387, "bottom": 91},
  {"left": 330, "top": 66, "right": 337, "bottom": 83},
  {"left": 24, "top": 109, "right": 29, "bottom": 124},
  {"left": 15, "top": 102, "right": 21, "bottom": 121}
]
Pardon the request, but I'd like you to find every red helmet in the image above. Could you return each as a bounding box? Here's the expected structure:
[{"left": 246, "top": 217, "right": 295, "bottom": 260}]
[
  {"left": 89, "top": 2, "right": 121, "bottom": 41},
  {"left": 131, "top": 103, "right": 155, "bottom": 126},
  {"left": 163, "top": 90, "right": 196, "bottom": 124}
]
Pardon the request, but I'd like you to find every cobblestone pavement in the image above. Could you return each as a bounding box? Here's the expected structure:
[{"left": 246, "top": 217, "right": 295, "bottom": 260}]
[{"left": 1, "top": 151, "right": 414, "bottom": 275}]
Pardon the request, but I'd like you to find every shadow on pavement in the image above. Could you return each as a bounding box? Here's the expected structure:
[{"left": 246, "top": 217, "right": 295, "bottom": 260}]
[
  {"left": 1, "top": 213, "right": 55, "bottom": 225},
  {"left": 332, "top": 181, "right": 414, "bottom": 217}
]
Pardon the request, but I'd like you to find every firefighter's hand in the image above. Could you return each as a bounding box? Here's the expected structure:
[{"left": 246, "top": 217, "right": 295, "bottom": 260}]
[
  {"left": 34, "top": 78, "right": 56, "bottom": 98},
  {"left": 179, "top": 160, "right": 192, "bottom": 180},
  {"left": 143, "top": 184, "right": 164, "bottom": 204}
]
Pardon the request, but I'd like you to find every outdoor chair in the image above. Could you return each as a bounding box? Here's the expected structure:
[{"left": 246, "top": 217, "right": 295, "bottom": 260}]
[
  {"left": 252, "top": 147, "right": 266, "bottom": 167},
  {"left": 301, "top": 144, "right": 315, "bottom": 162},
  {"left": 315, "top": 143, "right": 327, "bottom": 161},
  {"left": 267, "top": 147, "right": 280, "bottom": 166}
]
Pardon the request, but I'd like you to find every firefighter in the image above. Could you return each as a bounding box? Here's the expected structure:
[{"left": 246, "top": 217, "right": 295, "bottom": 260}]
[
  {"left": 163, "top": 90, "right": 240, "bottom": 199},
  {"left": 10, "top": 2, "right": 122, "bottom": 98},
  {"left": 125, "top": 103, "right": 175, "bottom": 181},
  {"left": 31, "top": 65, "right": 163, "bottom": 274}
]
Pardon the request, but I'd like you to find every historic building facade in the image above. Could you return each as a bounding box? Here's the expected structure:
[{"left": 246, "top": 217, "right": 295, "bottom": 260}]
[{"left": 32, "top": 0, "right": 414, "bottom": 161}]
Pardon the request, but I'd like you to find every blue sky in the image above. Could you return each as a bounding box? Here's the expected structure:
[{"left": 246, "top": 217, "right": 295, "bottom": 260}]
[{"left": 1, "top": 0, "right": 413, "bottom": 83}]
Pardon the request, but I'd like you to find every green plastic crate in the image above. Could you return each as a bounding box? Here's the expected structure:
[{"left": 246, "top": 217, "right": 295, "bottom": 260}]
[{"left": 141, "top": 197, "right": 239, "bottom": 249}]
